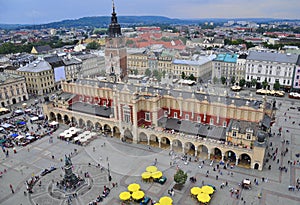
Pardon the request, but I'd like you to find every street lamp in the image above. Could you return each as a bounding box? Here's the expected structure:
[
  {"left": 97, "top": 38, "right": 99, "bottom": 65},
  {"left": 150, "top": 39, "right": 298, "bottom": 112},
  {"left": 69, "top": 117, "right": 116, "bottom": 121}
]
[{"left": 108, "top": 162, "right": 112, "bottom": 183}]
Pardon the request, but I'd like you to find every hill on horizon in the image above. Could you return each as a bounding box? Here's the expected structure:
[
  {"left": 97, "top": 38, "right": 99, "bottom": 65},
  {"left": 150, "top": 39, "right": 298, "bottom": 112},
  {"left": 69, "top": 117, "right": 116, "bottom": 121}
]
[{"left": 1, "top": 16, "right": 299, "bottom": 29}]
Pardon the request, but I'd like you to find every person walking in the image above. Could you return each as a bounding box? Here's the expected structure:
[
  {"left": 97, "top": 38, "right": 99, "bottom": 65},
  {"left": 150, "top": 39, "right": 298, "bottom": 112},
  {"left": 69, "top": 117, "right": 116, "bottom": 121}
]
[{"left": 9, "top": 184, "right": 14, "bottom": 193}]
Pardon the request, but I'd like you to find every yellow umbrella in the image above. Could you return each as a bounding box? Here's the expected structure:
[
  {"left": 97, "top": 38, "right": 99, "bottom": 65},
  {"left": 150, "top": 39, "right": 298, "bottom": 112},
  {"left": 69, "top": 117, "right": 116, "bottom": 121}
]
[
  {"left": 132, "top": 190, "right": 145, "bottom": 200},
  {"left": 197, "top": 193, "right": 211, "bottom": 203},
  {"left": 201, "top": 185, "right": 214, "bottom": 195},
  {"left": 151, "top": 171, "right": 163, "bottom": 179},
  {"left": 159, "top": 196, "right": 173, "bottom": 205},
  {"left": 141, "top": 172, "right": 151, "bottom": 179},
  {"left": 154, "top": 203, "right": 161, "bottom": 205},
  {"left": 119, "top": 191, "right": 131, "bottom": 201},
  {"left": 190, "top": 187, "right": 202, "bottom": 195},
  {"left": 128, "top": 183, "right": 140, "bottom": 192},
  {"left": 146, "top": 165, "right": 158, "bottom": 173}
]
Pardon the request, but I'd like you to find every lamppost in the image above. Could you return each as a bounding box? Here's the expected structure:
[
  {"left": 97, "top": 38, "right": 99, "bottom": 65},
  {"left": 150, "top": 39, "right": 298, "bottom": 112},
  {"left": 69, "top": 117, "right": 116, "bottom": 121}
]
[{"left": 108, "top": 162, "right": 112, "bottom": 185}]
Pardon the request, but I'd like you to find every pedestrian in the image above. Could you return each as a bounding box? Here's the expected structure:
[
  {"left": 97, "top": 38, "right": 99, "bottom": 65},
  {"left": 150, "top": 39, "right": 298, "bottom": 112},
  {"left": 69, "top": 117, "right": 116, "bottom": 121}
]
[{"left": 9, "top": 184, "right": 14, "bottom": 194}]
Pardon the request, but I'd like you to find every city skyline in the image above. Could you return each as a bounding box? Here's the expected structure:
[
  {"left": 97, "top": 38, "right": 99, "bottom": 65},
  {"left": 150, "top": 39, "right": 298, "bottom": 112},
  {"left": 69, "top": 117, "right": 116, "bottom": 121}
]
[{"left": 0, "top": 0, "right": 299, "bottom": 25}]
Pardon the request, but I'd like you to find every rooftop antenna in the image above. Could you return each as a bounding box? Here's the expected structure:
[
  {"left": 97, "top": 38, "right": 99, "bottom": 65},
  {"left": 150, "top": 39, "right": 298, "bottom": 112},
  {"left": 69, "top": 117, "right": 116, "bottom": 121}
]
[{"left": 112, "top": 0, "right": 115, "bottom": 13}]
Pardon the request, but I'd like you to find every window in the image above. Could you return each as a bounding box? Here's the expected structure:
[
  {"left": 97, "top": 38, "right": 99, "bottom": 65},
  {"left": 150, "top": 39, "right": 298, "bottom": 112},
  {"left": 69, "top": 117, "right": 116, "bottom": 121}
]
[
  {"left": 246, "top": 133, "right": 251, "bottom": 140},
  {"left": 103, "top": 101, "right": 107, "bottom": 106},
  {"left": 145, "top": 112, "right": 151, "bottom": 122},
  {"left": 223, "top": 121, "right": 227, "bottom": 127},
  {"left": 296, "top": 82, "right": 299, "bottom": 86},
  {"left": 185, "top": 114, "right": 189, "bottom": 120},
  {"left": 210, "top": 118, "right": 214, "bottom": 125},
  {"left": 164, "top": 111, "right": 168, "bottom": 117},
  {"left": 297, "top": 75, "right": 299, "bottom": 80},
  {"left": 174, "top": 112, "right": 178, "bottom": 118},
  {"left": 233, "top": 131, "right": 237, "bottom": 137},
  {"left": 197, "top": 116, "right": 201, "bottom": 123},
  {"left": 123, "top": 106, "right": 131, "bottom": 123}
]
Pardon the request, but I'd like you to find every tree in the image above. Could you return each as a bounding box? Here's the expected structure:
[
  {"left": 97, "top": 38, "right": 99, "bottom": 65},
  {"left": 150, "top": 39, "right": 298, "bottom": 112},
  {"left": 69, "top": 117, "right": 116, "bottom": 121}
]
[
  {"left": 153, "top": 69, "right": 162, "bottom": 81},
  {"left": 273, "top": 81, "right": 281, "bottom": 90},
  {"left": 262, "top": 80, "right": 268, "bottom": 89},
  {"left": 133, "top": 69, "right": 138, "bottom": 75},
  {"left": 188, "top": 74, "right": 196, "bottom": 81},
  {"left": 86, "top": 41, "right": 100, "bottom": 50},
  {"left": 145, "top": 68, "right": 151, "bottom": 77},
  {"left": 230, "top": 76, "right": 236, "bottom": 85},
  {"left": 239, "top": 78, "right": 246, "bottom": 87},
  {"left": 174, "top": 169, "right": 187, "bottom": 185},
  {"left": 221, "top": 76, "right": 226, "bottom": 85},
  {"left": 213, "top": 76, "right": 219, "bottom": 84},
  {"left": 251, "top": 79, "right": 257, "bottom": 87},
  {"left": 162, "top": 70, "right": 166, "bottom": 78},
  {"left": 181, "top": 72, "right": 186, "bottom": 79}
]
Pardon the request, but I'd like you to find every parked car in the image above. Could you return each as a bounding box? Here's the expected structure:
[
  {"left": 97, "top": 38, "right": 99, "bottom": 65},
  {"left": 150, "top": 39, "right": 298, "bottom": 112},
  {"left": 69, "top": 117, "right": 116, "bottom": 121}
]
[
  {"left": 154, "top": 176, "right": 167, "bottom": 185},
  {"left": 140, "top": 196, "right": 151, "bottom": 205}
]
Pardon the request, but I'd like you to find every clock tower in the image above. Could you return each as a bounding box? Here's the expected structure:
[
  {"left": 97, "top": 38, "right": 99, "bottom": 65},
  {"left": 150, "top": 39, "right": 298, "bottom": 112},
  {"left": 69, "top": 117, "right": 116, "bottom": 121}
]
[{"left": 105, "top": 0, "right": 127, "bottom": 82}]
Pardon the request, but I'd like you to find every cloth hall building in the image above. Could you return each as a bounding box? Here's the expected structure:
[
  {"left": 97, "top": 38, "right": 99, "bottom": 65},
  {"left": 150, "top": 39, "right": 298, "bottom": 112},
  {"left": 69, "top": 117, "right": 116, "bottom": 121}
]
[{"left": 43, "top": 2, "right": 272, "bottom": 171}]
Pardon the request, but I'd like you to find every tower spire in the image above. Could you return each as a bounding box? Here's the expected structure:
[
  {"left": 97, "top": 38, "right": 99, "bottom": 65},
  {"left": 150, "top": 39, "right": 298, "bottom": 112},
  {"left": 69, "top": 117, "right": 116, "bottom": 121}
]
[
  {"left": 108, "top": 0, "right": 121, "bottom": 37},
  {"left": 112, "top": 0, "right": 115, "bottom": 13}
]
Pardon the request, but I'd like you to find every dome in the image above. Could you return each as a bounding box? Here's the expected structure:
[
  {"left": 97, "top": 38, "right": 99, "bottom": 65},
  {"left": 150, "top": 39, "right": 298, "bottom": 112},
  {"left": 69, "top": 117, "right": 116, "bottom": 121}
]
[{"left": 257, "top": 131, "right": 266, "bottom": 143}]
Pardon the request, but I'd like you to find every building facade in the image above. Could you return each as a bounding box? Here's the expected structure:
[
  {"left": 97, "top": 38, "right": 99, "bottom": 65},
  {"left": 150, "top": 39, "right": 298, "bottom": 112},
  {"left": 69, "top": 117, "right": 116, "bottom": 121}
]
[
  {"left": 212, "top": 53, "right": 238, "bottom": 84},
  {"left": 0, "top": 73, "right": 28, "bottom": 107},
  {"left": 245, "top": 51, "right": 299, "bottom": 90},
  {"left": 16, "top": 60, "right": 55, "bottom": 95},
  {"left": 44, "top": 79, "right": 273, "bottom": 171}
]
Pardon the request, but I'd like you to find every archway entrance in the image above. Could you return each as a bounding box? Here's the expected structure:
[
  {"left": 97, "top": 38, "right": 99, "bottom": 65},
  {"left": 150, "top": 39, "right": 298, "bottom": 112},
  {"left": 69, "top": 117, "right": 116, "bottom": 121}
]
[
  {"left": 78, "top": 119, "right": 85, "bottom": 128},
  {"left": 139, "top": 132, "right": 148, "bottom": 144},
  {"left": 49, "top": 112, "right": 56, "bottom": 121},
  {"left": 197, "top": 145, "right": 209, "bottom": 159},
  {"left": 64, "top": 115, "right": 70, "bottom": 125},
  {"left": 212, "top": 148, "right": 222, "bottom": 160},
  {"left": 254, "top": 163, "right": 259, "bottom": 170},
  {"left": 149, "top": 135, "right": 159, "bottom": 147},
  {"left": 124, "top": 129, "right": 133, "bottom": 142},
  {"left": 71, "top": 117, "right": 77, "bottom": 127},
  {"left": 172, "top": 139, "right": 182, "bottom": 153},
  {"left": 224, "top": 150, "right": 237, "bottom": 163},
  {"left": 103, "top": 124, "right": 112, "bottom": 136},
  {"left": 113, "top": 126, "right": 120, "bottom": 138},
  {"left": 57, "top": 114, "right": 63, "bottom": 123},
  {"left": 184, "top": 142, "right": 195, "bottom": 156},
  {"left": 86, "top": 120, "right": 94, "bottom": 130},
  {"left": 95, "top": 122, "right": 102, "bottom": 132},
  {"left": 239, "top": 154, "right": 251, "bottom": 168},
  {"left": 12, "top": 98, "right": 17, "bottom": 104},
  {"left": 161, "top": 137, "right": 170, "bottom": 149}
]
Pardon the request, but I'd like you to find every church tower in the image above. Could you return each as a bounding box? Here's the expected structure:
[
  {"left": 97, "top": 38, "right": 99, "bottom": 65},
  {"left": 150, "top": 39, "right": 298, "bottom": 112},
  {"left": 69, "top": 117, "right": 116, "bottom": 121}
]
[{"left": 105, "top": 0, "right": 127, "bottom": 82}]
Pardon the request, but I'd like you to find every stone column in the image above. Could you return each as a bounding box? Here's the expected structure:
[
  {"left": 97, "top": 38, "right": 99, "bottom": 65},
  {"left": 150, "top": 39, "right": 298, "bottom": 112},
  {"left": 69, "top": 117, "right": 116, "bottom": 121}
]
[
  {"left": 170, "top": 141, "right": 173, "bottom": 150},
  {"left": 158, "top": 139, "right": 161, "bottom": 148},
  {"left": 207, "top": 151, "right": 211, "bottom": 160},
  {"left": 221, "top": 153, "right": 225, "bottom": 161},
  {"left": 182, "top": 145, "right": 185, "bottom": 154},
  {"left": 194, "top": 147, "right": 198, "bottom": 157},
  {"left": 235, "top": 156, "right": 239, "bottom": 166},
  {"left": 147, "top": 136, "right": 150, "bottom": 146}
]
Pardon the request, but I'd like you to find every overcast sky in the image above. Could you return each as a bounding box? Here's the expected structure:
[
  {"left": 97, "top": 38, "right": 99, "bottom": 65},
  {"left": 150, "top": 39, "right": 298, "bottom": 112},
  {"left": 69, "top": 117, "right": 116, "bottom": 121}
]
[{"left": 1, "top": 0, "right": 299, "bottom": 24}]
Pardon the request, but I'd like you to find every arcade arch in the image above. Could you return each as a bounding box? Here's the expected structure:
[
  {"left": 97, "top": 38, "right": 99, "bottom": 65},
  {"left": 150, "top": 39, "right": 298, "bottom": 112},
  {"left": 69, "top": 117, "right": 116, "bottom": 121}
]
[
  {"left": 161, "top": 137, "right": 171, "bottom": 149},
  {"left": 184, "top": 142, "right": 195, "bottom": 155},
  {"left": 103, "top": 124, "right": 112, "bottom": 136},
  {"left": 124, "top": 129, "right": 133, "bottom": 142},
  {"left": 224, "top": 150, "right": 237, "bottom": 163},
  {"left": 63, "top": 115, "right": 69, "bottom": 124},
  {"left": 113, "top": 126, "right": 120, "bottom": 138},
  {"left": 57, "top": 113, "right": 62, "bottom": 123},
  {"left": 86, "top": 120, "right": 94, "bottom": 130},
  {"left": 239, "top": 153, "right": 251, "bottom": 168},
  {"left": 149, "top": 134, "right": 159, "bottom": 147},
  {"left": 139, "top": 132, "right": 148, "bottom": 143},
  {"left": 78, "top": 118, "right": 85, "bottom": 128},
  {"left": 49, "top": 112, "right": 56, "bottom": 121},
  {"left": 212, "top": 147, "right": 222, "bottom": 160},
  {"left": 197, "top": 144, "right": 209, "bottom": 159},
  {"left": 95, "top": 122, "right": 102, "bottom": 131},
  {"left": 172, "top": 139, "right": 183, "bottom": 152}
]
